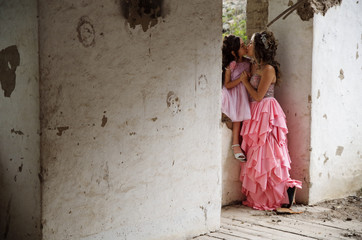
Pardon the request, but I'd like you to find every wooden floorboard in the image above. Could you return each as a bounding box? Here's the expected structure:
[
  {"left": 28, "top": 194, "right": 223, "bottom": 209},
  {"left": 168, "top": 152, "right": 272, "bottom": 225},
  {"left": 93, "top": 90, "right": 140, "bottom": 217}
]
[
  {"left": 191, "top": 205, "right": 362, "bottom": 240},
  {"left": 221, "top": 218, "right": 316, "bottom": 240},
  {"left": 192, "top": 235, "right": 221, "bottom": 240},
  {"left": 220, "top": 225, "right": 292, "bottom": 240},
  {"left": 286, "top": 215, "right": 362, "bottom": 234},
  {"left": 208, "top": 231, "right": 250, "bottom": 240},
  {"left": 223, "top": 216, "right": 347, "bottom": 240}
]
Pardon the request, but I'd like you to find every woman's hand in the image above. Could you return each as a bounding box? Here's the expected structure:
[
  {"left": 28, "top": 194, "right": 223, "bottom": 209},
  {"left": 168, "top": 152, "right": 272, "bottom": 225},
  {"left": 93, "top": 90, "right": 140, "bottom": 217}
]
[{"left": 239, "top": 71, "right": 250, "bottom": 84}]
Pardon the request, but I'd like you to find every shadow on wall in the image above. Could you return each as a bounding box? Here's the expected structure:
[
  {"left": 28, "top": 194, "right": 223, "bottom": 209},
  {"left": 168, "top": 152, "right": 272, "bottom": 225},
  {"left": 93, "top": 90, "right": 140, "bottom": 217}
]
[
  {"left": 0, "top": 45, "right": 20, "bottom": 98},
  {"left": 119, "top": 0, "right": 169, "bottom": 32},
  {"left": 0, "top": 155, "right": 10, "bottom": 239}
]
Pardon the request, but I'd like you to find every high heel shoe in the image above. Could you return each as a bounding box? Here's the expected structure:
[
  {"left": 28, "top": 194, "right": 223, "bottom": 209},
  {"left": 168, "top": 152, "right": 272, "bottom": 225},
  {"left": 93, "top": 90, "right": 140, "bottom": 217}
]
[
  {"left": 282, "top": 187, "right": 297, "bottom": 208},
  {"left": 231, "top": 144, "right": 246, "bottom": 162}
]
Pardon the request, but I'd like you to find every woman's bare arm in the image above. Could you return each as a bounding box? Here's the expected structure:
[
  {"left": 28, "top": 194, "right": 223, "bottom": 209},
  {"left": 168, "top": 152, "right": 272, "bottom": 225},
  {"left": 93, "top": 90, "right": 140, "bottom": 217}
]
[{"left": 240, "top": 65, "right": 276, "bottom": 102}]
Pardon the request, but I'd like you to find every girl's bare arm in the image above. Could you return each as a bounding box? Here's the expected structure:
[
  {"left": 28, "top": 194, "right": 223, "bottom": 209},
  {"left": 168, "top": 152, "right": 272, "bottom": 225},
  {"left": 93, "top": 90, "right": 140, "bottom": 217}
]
[{"left": 224, "top": 68, "right": 242, "bottom": 89}]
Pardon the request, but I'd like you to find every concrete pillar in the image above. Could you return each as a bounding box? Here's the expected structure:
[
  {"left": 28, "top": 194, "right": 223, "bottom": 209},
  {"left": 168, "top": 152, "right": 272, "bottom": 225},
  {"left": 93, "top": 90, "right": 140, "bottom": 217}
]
[
  {"left": 310, "top": 0, "right": 362, "bottom": 204},
  {"left": 38, "top": 0, "right": 222, "bottom": 239},
  {"left": 0, "top": 1, "right": 41, "bottom": 239},
  {"left": 246, "top": 0, "right": 269, "bottom": 39}
]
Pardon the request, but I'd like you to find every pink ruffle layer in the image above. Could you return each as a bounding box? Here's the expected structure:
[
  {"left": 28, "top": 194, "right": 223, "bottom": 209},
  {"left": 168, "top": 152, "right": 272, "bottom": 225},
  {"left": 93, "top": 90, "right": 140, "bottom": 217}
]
[{"left": 240, "top": 97, "right": 302, "bottom": 210}]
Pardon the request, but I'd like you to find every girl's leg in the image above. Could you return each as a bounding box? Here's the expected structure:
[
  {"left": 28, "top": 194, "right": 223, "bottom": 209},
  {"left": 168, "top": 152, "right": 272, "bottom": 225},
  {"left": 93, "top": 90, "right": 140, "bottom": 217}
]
[
  {"left": 232, "top": 122, "right": 241, "bottom": 150},
  {"left": 231, "top": 122, "right": 246, "bottom": 161}
]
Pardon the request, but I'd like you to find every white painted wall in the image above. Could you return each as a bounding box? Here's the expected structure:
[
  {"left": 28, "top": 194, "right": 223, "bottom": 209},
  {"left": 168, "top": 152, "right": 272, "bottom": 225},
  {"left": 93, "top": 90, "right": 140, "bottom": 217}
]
[
  {"left": 0, "top": 1, "right": 41, "bottom": 239},
  {"left": 268, "top": 0, "right": 313, "bottom": 204},
  {"left": 310, "top": 0, "right": 362, "bottom": 204},
  {"left": 39, "top": 1, "right": 222, "bottom": 239}
]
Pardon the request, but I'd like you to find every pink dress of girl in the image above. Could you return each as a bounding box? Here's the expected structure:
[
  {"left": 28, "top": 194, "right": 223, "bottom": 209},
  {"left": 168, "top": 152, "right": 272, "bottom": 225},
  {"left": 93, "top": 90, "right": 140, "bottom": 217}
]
[
  {"left": 240, "top": 74, "right": 302, "bottom": 210},
  {"left": 222, "top": 60, "right": 251, "bottom": 122}
]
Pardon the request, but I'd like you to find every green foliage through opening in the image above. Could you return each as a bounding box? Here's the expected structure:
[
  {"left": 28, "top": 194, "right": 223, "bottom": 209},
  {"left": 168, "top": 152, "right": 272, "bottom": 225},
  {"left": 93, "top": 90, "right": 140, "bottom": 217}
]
[{"left": 222, "top": 0, "right": 247, "bottom": 43}]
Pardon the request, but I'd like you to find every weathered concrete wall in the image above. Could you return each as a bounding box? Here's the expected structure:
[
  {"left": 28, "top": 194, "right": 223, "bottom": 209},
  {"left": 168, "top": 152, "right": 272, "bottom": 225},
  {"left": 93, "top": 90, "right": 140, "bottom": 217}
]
[
  {"left": 0, "top": 1, "right": 41, "bottom": 239},
  {"left": 246, "top": 0, "right": 269, "bottom": 38},
  {"left": 221, "top": 124, "right": 243, "bottom": 206},
  {"left": 39, "top": 1, "right": 222, "bottom": 239},
  {"left": 268, "top": 0, "right": 313, "bottom": 204},
  {"left": 310, "top": 0, "right": 362, "bottom": 204}
]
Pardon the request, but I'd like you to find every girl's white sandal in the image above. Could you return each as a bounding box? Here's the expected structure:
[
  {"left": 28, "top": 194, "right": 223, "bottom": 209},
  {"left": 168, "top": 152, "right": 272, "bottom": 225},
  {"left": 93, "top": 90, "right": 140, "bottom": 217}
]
[{"left": 231, "top": 144, "right": 246, "bottom": 162}]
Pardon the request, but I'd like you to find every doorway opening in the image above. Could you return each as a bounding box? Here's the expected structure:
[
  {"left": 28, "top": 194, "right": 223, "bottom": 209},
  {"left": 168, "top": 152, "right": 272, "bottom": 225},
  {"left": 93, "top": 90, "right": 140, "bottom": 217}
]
[
  {"left": 221, "top": 0, "right": 247, "bottom": 207},
  {"left": 222, "top": 0, "right": 247, "bottom": 41},
  {"left": 220, "top": 0, "right": 269, "bottom": 207}
]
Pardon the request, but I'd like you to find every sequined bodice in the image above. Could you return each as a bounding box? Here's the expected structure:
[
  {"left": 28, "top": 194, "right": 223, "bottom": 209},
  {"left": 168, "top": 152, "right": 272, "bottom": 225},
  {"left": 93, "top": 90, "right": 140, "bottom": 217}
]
[{"left": 250, "top": 74, "right": 274, "bottom": 101}]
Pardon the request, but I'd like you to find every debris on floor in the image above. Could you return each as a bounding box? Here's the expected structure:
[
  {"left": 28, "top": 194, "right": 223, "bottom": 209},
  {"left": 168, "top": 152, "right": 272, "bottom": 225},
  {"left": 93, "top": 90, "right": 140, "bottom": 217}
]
[{"left": 192, "top": 195, "right": 362, "bottom": 240}]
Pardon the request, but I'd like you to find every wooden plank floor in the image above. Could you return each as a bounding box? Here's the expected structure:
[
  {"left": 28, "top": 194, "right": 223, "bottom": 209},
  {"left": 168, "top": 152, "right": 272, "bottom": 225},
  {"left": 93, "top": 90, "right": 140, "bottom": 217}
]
[{"left": 192, "top": 205, "right": 362, "bottom": 240}]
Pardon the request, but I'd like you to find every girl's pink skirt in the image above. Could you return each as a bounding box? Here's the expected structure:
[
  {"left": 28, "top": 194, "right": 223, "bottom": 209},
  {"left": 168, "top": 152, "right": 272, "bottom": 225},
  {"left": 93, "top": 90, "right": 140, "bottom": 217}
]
[{"left": 221, "top": 83, "right": 251, "bottom": 122}]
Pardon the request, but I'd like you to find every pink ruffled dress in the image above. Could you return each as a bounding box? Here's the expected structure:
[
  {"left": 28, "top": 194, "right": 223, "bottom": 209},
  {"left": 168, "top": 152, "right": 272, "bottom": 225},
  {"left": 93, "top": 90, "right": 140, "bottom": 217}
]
[
  {"left": 240, "top": 74, "right": 302, "bottom": 210},
  {"left": 222, "top": 60, "right": 251, "bottom": 122}
]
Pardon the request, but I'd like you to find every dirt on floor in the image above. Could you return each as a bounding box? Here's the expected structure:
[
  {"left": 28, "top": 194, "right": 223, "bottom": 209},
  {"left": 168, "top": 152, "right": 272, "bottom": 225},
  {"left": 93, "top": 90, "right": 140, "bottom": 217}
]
[
  {"left": 247, "top": 192, "right": 362, "bottom": 220},
  {"left": 308, "top": 195, "right": 362, "bottom": 222},
  {"left": 195, "top": 194, "right": 362, "bottom": 240},
  {"left": 248, "top": 194, "right": 362, "bottom": 239}
]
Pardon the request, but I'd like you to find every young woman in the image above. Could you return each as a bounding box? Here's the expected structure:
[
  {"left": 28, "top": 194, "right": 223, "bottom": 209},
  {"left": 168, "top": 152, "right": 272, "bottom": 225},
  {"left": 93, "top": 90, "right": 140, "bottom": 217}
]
[{"left": 239, "top": 30, "right": 302, "bottom": 210}]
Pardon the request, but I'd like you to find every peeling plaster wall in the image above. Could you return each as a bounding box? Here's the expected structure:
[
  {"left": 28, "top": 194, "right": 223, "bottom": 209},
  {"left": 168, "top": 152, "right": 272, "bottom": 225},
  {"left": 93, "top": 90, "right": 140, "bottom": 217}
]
[
  {"left": 0, "top": 1, "right": 41, "bottom": 239},
  {"left": 39, "top": 1, "right": 222, "bottom": 239},
  {"left": 268, "top": 0, "right": 313, "bottom": 204},
  {"left": 310, "top": 0, "right": 362, "bottom": 204}
]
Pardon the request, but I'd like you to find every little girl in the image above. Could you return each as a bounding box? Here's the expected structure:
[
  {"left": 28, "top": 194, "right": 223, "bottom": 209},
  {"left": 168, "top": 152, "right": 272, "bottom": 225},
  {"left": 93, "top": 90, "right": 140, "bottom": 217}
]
[{"left": 221, "top": 35, "right": 251, "bottom": 162}]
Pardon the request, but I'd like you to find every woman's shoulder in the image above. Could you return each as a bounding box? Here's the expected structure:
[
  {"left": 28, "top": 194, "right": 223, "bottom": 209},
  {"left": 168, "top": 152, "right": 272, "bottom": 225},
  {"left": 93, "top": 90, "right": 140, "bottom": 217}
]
[
  {"left": 261, "top": 64, "right": 277, "bottom": 83},
  {"left": 263, "top": 64, "right": 276, "bottom": 73}
]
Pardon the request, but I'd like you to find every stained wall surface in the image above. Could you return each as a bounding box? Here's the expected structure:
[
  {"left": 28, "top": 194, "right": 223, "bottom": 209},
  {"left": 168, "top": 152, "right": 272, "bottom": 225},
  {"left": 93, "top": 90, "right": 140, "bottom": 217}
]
[
  {"left": 268, "top": 0, "right": 313, "bottom": 204},
  {"left": 38, "top": 1, "right": 222, "bottom": 239},
  {"left": 221, "top": 124, "right": 243, "bottom": 205},
  {"left": 0, "top": 1, "right": 41, "bottom": 239},
  {"left": 310, "top": 0, "right": 362, "bottom": 204}
]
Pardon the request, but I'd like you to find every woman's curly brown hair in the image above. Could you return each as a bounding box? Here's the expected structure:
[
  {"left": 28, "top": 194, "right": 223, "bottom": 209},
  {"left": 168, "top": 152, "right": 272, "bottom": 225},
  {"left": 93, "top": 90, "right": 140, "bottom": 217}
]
[
  {"left": 252, "top": 30, "right": 281, "bottom": 86},
  {"left": 221, "top": 35, "right": 241, "bottom": 86}
]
